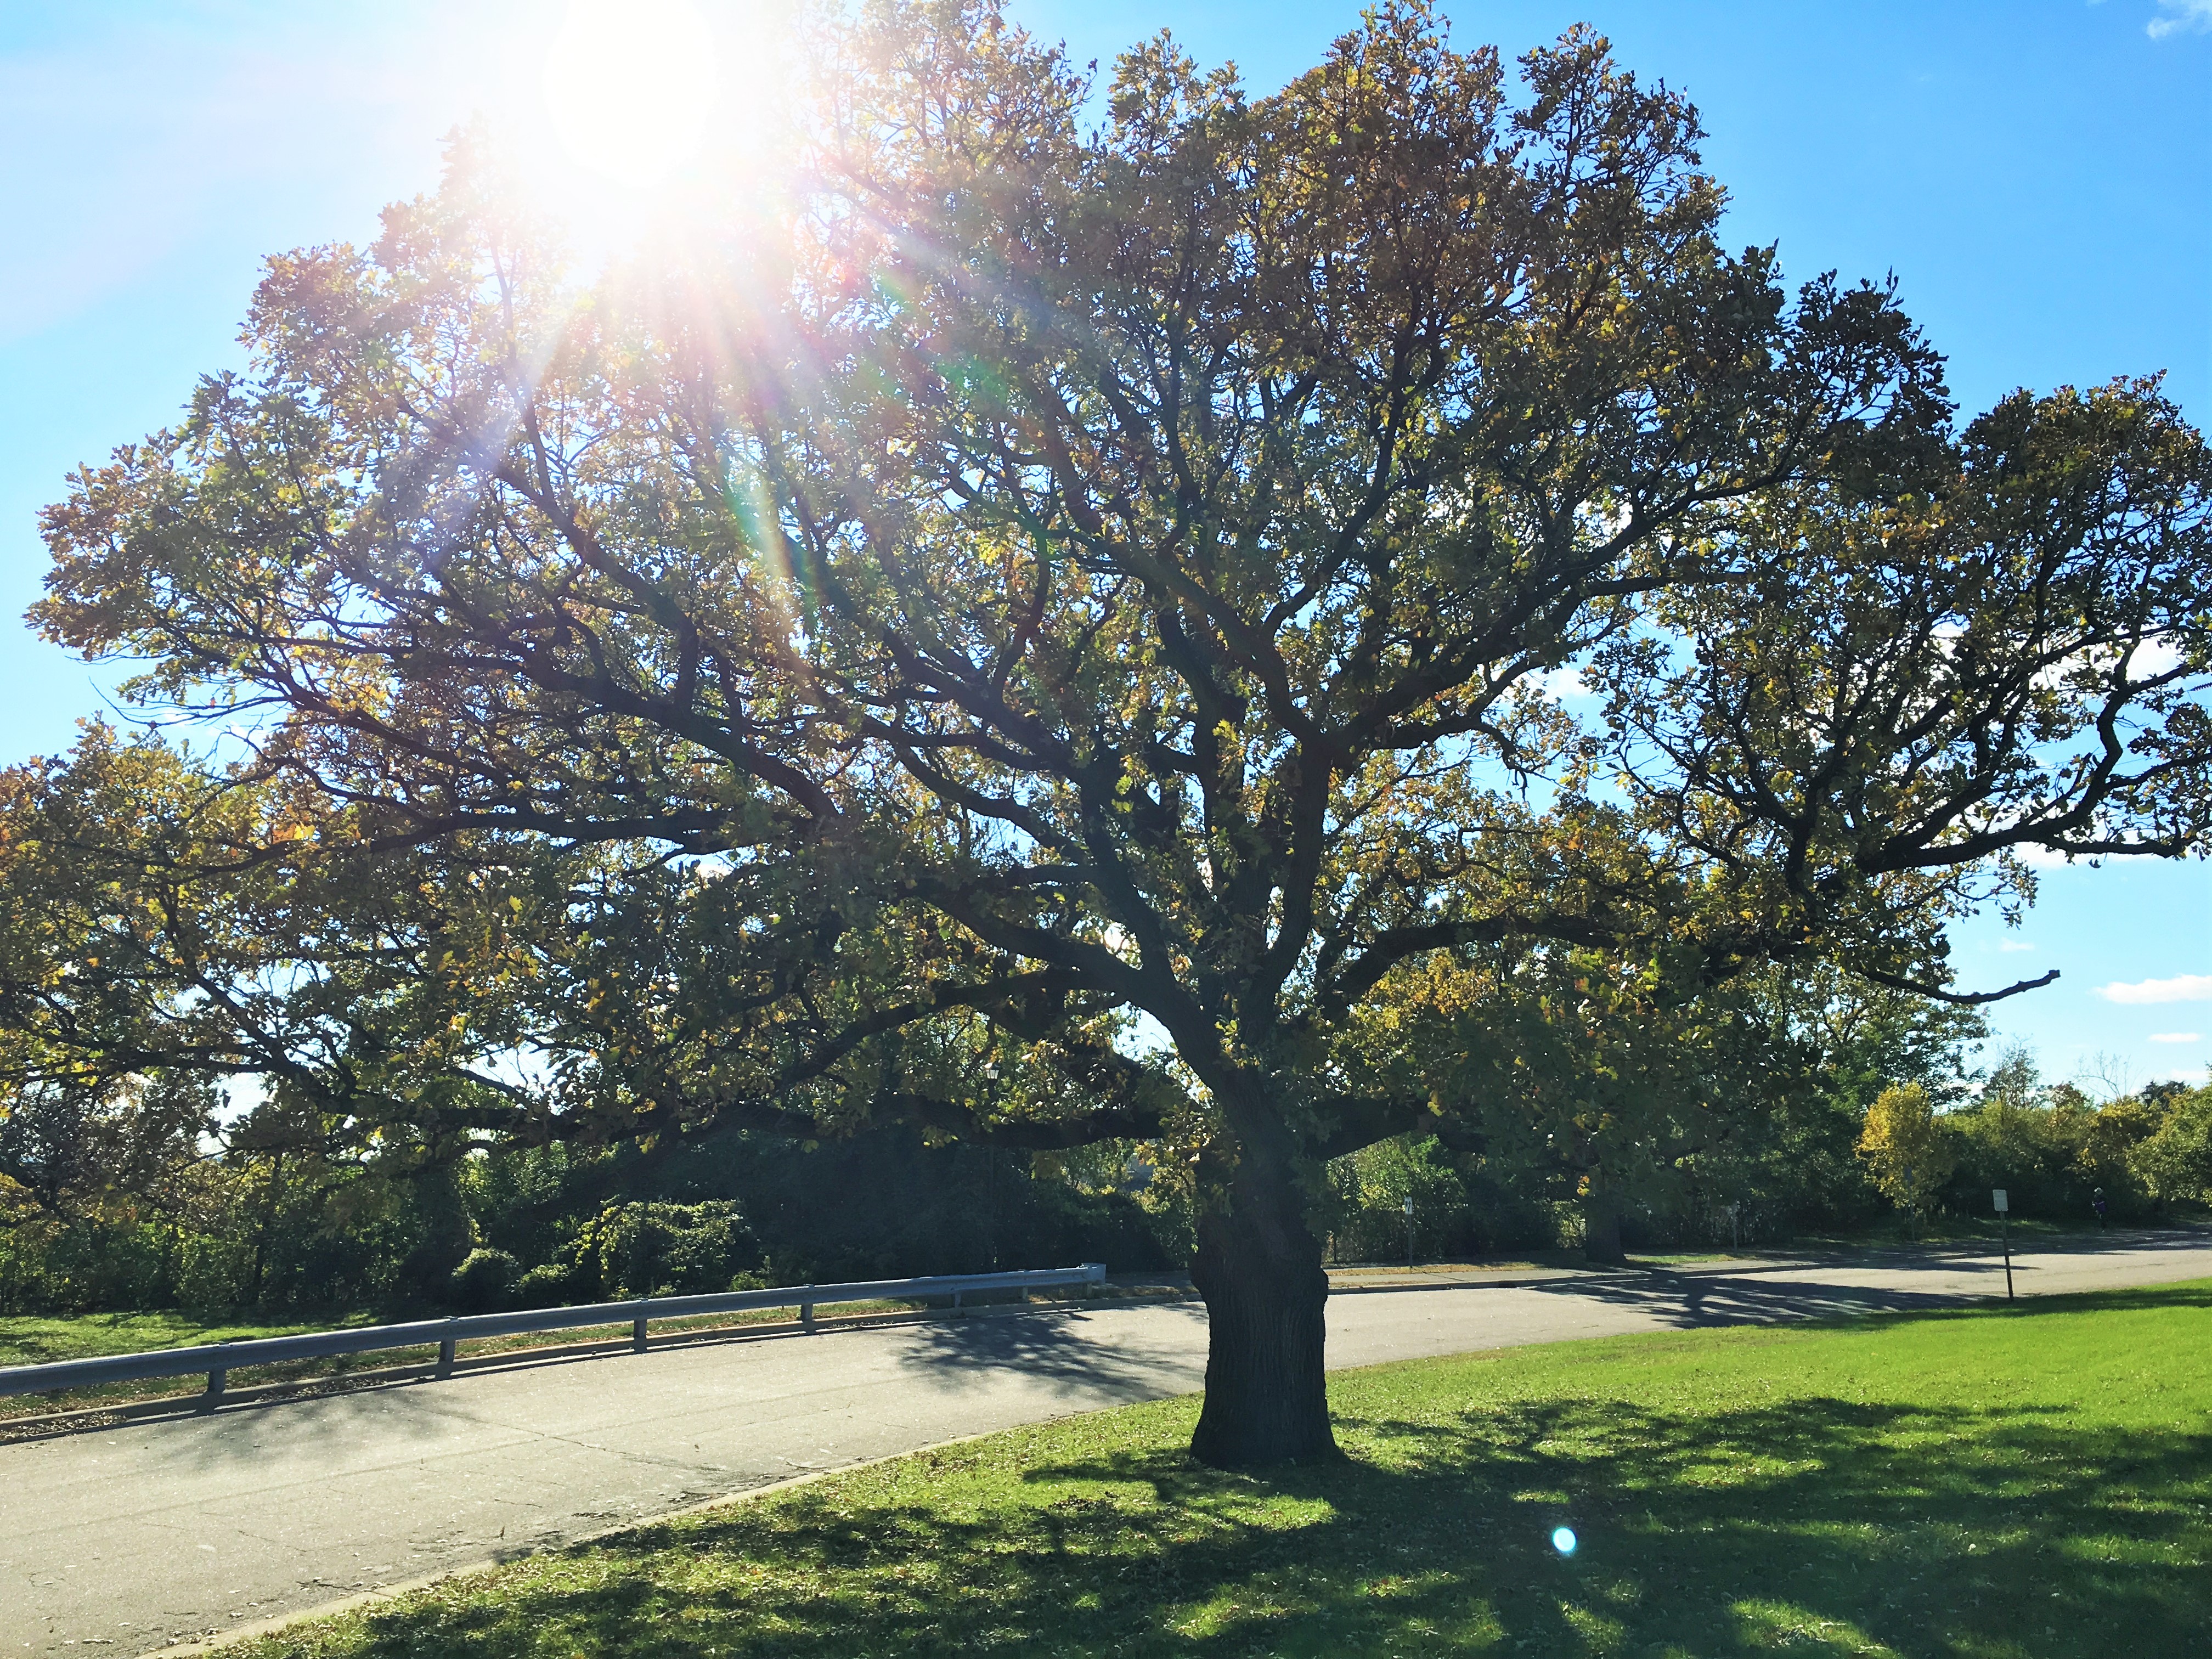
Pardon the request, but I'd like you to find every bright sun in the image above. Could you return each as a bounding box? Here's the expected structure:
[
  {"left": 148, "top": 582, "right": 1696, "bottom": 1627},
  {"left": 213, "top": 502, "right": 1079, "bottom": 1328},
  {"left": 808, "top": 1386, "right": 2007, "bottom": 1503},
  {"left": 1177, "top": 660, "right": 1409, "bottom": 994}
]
[{"left": 543, "top": 0, "right": 722, "bottom": 187}]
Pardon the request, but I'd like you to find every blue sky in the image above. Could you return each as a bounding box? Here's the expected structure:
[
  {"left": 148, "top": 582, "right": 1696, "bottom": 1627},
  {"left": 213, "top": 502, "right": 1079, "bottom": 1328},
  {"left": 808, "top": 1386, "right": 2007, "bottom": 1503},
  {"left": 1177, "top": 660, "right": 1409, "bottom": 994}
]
[{"left": 0, "top": 0, "right": 2206, "bottom": 1093}]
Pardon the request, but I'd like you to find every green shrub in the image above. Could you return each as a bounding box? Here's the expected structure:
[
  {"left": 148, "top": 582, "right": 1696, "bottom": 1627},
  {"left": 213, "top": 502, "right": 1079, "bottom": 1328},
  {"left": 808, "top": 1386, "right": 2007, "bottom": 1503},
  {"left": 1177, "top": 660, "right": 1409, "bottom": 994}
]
[
  {"left": 572, "top": 1199, "right": 758, "bottom": 1298},
  {"left": 1937, "top": 1049, "right": 2177, "bottom": 1223},
  {"left": 0, "top": 1214, "right": 179, "bottom": 1314},
  {"left": 448, "top": 1247, "right": 521, "bottom": 1312},
  {"left": 2134, "top": 1085, "right": 2212, "bottom": 1207},
  {"left": 1323, "top": 1135, "right": 1561, "bottom": 1263},
  {"left": 512, "top": 1261, "right": 579, "bottom": 1308}
]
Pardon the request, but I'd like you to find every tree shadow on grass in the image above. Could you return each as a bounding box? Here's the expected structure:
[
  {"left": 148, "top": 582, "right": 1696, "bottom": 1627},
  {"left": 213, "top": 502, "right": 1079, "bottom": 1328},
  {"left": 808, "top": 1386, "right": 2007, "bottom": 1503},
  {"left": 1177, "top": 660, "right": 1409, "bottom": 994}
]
[
  {"left": 1888, "top": 1279, "right": 2212, "bottom": 1316},
  {"left": 279, "top": 1325, "right": 2212, "bottom": 1659}
]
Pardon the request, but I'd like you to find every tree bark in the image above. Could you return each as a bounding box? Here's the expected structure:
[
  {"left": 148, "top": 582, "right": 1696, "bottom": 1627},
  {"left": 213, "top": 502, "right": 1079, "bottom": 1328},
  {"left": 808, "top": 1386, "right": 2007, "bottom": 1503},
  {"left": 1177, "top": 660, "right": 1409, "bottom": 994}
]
[
  {"left": 1581, "top": 1176, "right": 1626, "bottom": 1266},
  {"left": 1188, "top": 1143, "right": 1339, "bottom": 1468}
]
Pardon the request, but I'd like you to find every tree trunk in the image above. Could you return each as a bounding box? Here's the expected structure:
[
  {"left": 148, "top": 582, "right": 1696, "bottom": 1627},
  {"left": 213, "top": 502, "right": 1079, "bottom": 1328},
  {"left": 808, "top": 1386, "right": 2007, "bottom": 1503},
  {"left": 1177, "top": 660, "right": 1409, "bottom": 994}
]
[
  {"left": 1188, "top": 1146, "right": 1338, "bottom": 1468},
  {"left": 1581, "top": 1177, "right": 1626, "bottom": 1266},
  {"left": 247, "top": 1150, "right": 283, "bottom": 1307}
]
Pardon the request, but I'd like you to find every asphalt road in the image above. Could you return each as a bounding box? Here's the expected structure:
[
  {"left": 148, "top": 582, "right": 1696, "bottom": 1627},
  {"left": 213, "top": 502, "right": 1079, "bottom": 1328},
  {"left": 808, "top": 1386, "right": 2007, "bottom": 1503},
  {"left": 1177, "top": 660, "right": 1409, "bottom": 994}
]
[{"left": 5, "top": 1231, "right": 2208, "bottom": 1655}]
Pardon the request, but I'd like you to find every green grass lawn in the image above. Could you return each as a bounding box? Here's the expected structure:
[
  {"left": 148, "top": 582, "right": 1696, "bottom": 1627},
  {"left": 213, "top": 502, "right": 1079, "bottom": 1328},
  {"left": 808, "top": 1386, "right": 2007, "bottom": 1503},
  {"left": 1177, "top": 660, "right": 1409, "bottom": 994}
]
[
  {"left": 0, "top": 1308, "right": 340, "bottom": 1369},
  {"left": 227, "top": 1279, "right": 2210, "bottom": 1659}
]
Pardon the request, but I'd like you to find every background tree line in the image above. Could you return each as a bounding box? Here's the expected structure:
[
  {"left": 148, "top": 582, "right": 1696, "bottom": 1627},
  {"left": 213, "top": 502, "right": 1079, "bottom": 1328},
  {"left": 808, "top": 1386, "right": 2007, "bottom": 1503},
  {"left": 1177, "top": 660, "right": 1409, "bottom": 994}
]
[{"left": 8, "top": 927, "right": 2205, "bottom": 1319}]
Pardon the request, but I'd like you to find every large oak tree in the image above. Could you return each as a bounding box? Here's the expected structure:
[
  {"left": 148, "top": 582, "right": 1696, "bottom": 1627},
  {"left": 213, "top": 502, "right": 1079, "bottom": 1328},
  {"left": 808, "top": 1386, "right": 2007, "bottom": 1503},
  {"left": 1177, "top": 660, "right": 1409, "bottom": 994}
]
[{"left": 21, "top": 2, "right": 2210, "bottom": 1463}]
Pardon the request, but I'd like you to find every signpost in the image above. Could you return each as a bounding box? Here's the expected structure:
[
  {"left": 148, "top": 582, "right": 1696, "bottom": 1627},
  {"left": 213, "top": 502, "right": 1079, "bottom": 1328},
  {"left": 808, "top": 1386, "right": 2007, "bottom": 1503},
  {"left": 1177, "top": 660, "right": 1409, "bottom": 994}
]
[{"left": 1994, "top": 1189, "right": 2014, "bottom": 1300}]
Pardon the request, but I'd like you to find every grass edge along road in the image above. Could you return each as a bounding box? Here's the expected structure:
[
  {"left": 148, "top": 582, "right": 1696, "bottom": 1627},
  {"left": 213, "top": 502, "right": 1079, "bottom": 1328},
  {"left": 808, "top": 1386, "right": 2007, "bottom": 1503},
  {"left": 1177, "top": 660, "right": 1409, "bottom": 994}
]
[{"left": 207, "top": 1280, "right": 2210, "bottom": 1659}]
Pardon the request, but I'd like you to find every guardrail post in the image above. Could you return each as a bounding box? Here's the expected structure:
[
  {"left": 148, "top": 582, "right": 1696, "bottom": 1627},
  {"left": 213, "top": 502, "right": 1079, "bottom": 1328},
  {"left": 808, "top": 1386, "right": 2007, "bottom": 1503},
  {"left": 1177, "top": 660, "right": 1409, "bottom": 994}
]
[
  {"left": 952, "top": 1289, "right": 963, "bottom": 1314},
  {"left": 437, "top": 1336, "right": 456, "bottom": 1375},
  {"left": 203, "top": 1336, "right": 236, "bottom": 1404},
  {"left": 802, "top": 1287, "right": 815, "bottom": 1333},
  {"left": 633, "top": 1302, "right": 650, "bottom": 1353}
]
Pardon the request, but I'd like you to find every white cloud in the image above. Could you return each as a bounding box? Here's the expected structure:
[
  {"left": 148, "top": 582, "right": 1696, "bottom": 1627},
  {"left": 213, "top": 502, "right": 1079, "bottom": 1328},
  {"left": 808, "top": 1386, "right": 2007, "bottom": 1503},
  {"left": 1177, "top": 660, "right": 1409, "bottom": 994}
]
[
  {"left": 1997, "top": 940, "right": 2037, "bottom": 953},
  {"left": 2100, "top": 973, "right": 2212, "bottom": 1005},
  {"left": 1533, "top": 665, "right": 1595, "bottom": 701},
  {"left": 2148, "top": 0, "right": 2212, "bottom": 37},
  {"left": 2030, "top": 633, "right": 2196, "bottom": 695},
  {"left": 2149, "top": 1032, "right": 2202, "bottom": 1043},
  {"left": 2133, "top": 633, "right": 2187, "bottom": 676}
]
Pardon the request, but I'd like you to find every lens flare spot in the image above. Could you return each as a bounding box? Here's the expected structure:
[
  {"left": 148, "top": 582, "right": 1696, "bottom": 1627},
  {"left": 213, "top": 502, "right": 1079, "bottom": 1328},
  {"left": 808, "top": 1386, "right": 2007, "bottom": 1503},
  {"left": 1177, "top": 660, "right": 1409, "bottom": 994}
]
[{"left": 1551, "top": 1526, "right": 1578, "bottom": 1555}]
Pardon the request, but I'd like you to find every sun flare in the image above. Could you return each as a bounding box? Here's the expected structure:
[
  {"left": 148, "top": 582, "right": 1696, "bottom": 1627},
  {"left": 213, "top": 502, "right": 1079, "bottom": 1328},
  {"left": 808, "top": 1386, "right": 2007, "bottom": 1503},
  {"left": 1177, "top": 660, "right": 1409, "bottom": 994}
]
[{"left": 543, "top": 0, "right": 721, "bottom": 187}]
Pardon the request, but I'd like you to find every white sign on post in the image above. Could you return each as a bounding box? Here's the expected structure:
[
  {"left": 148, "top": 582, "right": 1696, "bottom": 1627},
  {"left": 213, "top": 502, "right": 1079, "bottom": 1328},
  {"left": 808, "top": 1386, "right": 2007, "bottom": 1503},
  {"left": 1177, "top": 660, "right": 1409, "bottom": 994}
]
[{"left": 1993, "top": 1189, "right": 2009, "bottom": 1214}]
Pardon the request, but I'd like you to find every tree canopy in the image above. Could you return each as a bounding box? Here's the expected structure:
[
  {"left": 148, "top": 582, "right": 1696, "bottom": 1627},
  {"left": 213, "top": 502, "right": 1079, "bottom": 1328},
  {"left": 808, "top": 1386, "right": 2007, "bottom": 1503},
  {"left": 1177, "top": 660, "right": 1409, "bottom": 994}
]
[{"left": 12, "top": 1, "right": 2210, "bottom": 1463}]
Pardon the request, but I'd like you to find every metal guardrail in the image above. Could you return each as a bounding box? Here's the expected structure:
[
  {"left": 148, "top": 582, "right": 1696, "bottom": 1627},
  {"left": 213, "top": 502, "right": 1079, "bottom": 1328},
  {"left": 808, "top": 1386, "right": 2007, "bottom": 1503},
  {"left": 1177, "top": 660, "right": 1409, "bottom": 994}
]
[{"left": 0, "top": 1262, "right": 1108, "bottom": 1403}]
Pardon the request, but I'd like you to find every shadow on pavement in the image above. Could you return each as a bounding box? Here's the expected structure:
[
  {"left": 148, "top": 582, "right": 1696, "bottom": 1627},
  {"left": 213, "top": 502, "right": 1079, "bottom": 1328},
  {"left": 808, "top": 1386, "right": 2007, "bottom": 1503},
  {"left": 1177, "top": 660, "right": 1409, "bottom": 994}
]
[
  {"left": 1519, "top": 1269, "right": 1976, "bottom": 1328},
  {"left": 890, "top": 1303, "right": 1210, "bottom": 1400},
  {"left": 1774, "top": 1227, "right": 2212, "bottom": 1267},
  {"left": 1514, "top": 1267, "right": 2212, "bottom": 1336}
]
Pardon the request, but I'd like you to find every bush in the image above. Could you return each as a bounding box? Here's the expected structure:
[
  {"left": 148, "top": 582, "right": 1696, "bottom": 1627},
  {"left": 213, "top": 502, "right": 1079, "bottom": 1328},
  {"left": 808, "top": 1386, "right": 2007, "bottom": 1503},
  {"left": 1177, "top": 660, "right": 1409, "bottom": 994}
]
[
  {"left": 512, "top": 1261, "right": 578, "bottom": 1308},
  {"left": 635, "top": 1130, "right": 1181, "bottom": 1283},
  {"left": 573, "top": 1199, "right": 759, "bottom": 1298},
  {"left": 1937, "top": 1051, "right": 2176, "bottom": 1223},
  {"left": 1856, "top": 1083, "right": 1955, "bottom": 1228},
  {"left": 1323, "top": 1136, "right": 1562, "bottom": 1263},
  {"left": 2134, "top": 1085, "right": 2212, "bottom": 1207},
  {"left": 448, "top": 1247, "right": 521, "bottom": 1312}
]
